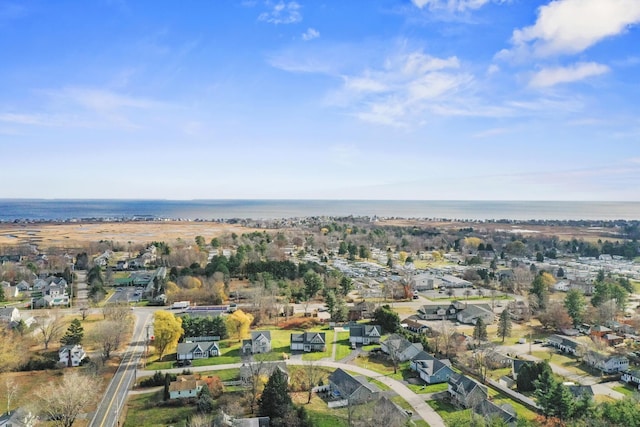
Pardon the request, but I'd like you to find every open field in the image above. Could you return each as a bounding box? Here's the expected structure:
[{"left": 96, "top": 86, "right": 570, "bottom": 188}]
[
  {"left": 0, "top": 219, "right": 621, "bottom": 250},
  {"left": 0, "top": 221, "right": 260, "bottom": 249}
]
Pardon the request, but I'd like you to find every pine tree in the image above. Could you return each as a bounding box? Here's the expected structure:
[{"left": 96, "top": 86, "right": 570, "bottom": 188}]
[
  {"left": 473, "top": 317, "right": 488, "bottom": 342},
  {"left": 197, "top": 384, "right": 214, "bottom": 413},
  {"left": 497, "top": 309, "right": 512, "bottom": 343},
  {"left": 551, "top": 382, "right": 575, "bottom": 420},
  {"left": 60, "top": 318, "right": 84, "bottom": 346},
  {"left": 0, "top": 285, "right": 5, "bottom": 302},
  {"left": 258, "top": 369, "right": 292, "bottom": 426},
  {"left": 534, "top": 363, "right": 557, "bottom": 418}
]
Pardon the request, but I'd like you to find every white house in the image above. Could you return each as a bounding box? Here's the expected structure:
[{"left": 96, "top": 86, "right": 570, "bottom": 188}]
[
  {"left": 583, "top": 351, "right": 628, "bottom": 374},
  {"left": 381, "top": 334, "right": 423, "bottom": 362},
  {"left": 169, "top": 377, "right": 205, "bottom": 399},
  {"left": 242, "top": 331, "right": 271, "bottom": 354},
  {"left": 59, "top": 345, "right": 87, "bottom": 367}
]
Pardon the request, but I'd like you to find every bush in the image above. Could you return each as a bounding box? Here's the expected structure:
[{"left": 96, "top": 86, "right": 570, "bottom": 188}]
[
  {"left": 140, "top": 371, "right": 177, "bottom": 387},
  {"left": 20, "top": 355, "right": 59, "bottom": 371}
]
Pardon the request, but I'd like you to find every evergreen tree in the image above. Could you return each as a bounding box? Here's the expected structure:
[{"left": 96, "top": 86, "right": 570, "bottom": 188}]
[
  {"left": 534, "top": 364, "right": 557, "bottom": 418},
  {"left": 196, "top": 384, "right": 214, "bottom": 413},
  {"left": 60, "top": 318, "right": 84, "bottom": 346},
  {"left": 258, "top": 369, "right": 292, "bottom": 427},
  {"left": 0, "top": 285, "right": 4, "bottom": 302},
  {"left": 497, "top": 309, "right": 512, "bottom": 343},
  {"left": 550, "top": 382, "right": 575, "bottom": 420},
  {"left": 530, "top": 274, "right": 549, "bottom": 309},
  {"left": 564, "top": 289, "right": 586, "bottom": 326},
  {"left": 473, "top": 317, "right": 488, "bottom": 342},
  {"left": 373, "top": 305, "right": 400, "bottom": 333},
  {"left": 163, "top": 373, "right": 171, "bottom": 401}
]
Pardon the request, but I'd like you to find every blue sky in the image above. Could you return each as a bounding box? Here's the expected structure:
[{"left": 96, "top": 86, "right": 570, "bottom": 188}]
[{"left": 1, "top": 0, "right": 639, "bottom": 201}]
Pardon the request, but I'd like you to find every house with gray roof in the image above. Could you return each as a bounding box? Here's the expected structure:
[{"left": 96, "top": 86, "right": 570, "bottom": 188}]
[
  {"left": 511, "top": 358, "right": 534, "bottom": 381},
  {"left": 176, "top": 341, "right": 220, "bottom": 361},
  {"left": 349, "top": 324, "right": 382, "bottom": 345},
  {"left": 242, "top": 331, "right": 271, "bottom": 355},
  {"left": 381, "top": 334, "right": 423, "bottom": 362},
  {"left": 583, "top": 350, "right": 628, "bottom": 374},
  {"left": 410, "top": 351, "right": 453, "bottom": 384},
  {"left": 621, "top": 368, "right": 640, "bottom": 387},
  {"left": 328, "top": 368, "right": 379, "bottom": 405},
  {"left": 476, "top": 400, "right": 517, "bottom": 426},
  {"left": 448, "top": 372, "right": 488, "bottom": 409},
  {"left": 417, "top": 304, "right": 458, "bottom": 320},
  {"left": 290, "top": 332, "right": 326, "bottom": 352},
  {"left": 546, "top": 334, "right": 582, "bottom": 355},
  {"left": 456, "top": 304, "right": 495, "bottom": 325}
]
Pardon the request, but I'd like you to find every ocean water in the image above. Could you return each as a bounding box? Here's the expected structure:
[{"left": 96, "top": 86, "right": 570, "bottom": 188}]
[{"left": 0, "top": 199, "right": 638, "bottom": 221}]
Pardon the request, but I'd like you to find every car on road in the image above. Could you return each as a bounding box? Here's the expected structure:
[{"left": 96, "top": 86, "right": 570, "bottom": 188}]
[{"left": 116, "top": 287, "right": 123, "bottom": 292}]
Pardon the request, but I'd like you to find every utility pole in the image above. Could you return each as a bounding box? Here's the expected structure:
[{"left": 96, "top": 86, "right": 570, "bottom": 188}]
[{"left": 144, "top": 324, "right": 152, "bottom": 369}]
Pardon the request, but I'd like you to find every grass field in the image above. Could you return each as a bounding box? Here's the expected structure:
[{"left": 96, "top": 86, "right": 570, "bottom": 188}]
[
  {"left": 613, "top": 384, "right": 639, "bottom": 397},
  {"left": 123, "top": 390, "right": 194, "bottom": 427},
  {"left": 334, "top": 331, "right": 351, "bottom": 361},
  {"left": 405, "top": 381, "right": 450, "bottom": 394},
  {"left": 488, "top": 388, "right": 538, "bottom": 421}
]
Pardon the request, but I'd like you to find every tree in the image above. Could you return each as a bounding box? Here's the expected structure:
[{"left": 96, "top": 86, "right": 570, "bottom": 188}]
[
  {"left": 534, "top": 363, "right": 557, "bottom": 417},
  {"left": 304, "top": 360, "right": 322, "bottom": 404},
  {"left": 225, "top": 309, "right": 253, "bottom": 342},
  {"left": 153, "top": 311, "right": 183, "bottom": 361},
  {"left": 538, "top": 302, "right": 572, "bottom": 331},
  {"left": 60, "top": 318, "right": 84, "bottom": 346},
  {"left": 0, "top": 285, "right": 4, "bottom": 302},
  {"left": 258, "top": 368, "right": 292, "bottom": 427},
  {"left": 530, "top": 274, "right": 549, "bottom": 310},
  {"left": 373, "top": 305, "right": 400, "bottom": 334},
  {"left": 473, "top": 317, "right": 488, "bottom": 343},
  {"left": 549, "top": 382, "right": 574, "bottom": 420},
  {"left": 339, "top": 276, "right": 353, "bottom": 296},
  {"left": 34, "top": 311, "right": 64, "bottom": 350},
  {"left": 497, "top": 309, "right": 512, "bottom": 343},
  {"left": 196, "top": 382, "right": 215, "bottom": 413},
  {"left": 564, "top": 289, "right": 586, "bottom": 327},
  {"left": 303, "top": 271, "right": 323, "bottom": 300},
  {"left": 324, "top": 289, "right": 336, "bottom": 319},
  {"left": 0, "top": 329, "right": 28, "bottom": 372},
  {"left": 36, "top": 371, "right": 101, "bottom": 427},
  {"left": 5, "top": 379, "right": 18, "bottom": 415},
  {"left": 91, "top": 319, "right": 129, "bottom": 360}
]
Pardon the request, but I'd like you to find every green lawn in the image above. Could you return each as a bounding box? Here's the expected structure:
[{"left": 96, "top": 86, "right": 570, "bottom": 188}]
[
  {"left": 487, "top": 388, "right": 538, "bottom": 421},
  {"left": 405, "top": 381, "right": 449, "bottom": 394},
  {"left": 335, "top": 332, "right": 352, "bottom": 360},
  {"left": 613, "top": 384, "right": 639, "bottom": 397},
  {"left": 124, "top": 391, "right": 194, "bottom": 427},
  {"left": 428, "top": 399, "right": 474, "bottom": 426}
]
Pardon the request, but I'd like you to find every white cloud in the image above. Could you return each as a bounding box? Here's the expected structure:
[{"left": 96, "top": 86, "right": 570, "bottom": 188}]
[
  {"left": 49, "top": 87, "right": 163, "bottom": 112},
  {"left": 411, "top": 0, "right": 505, "bottom": 12},
  {"left": 529, "top": 62, "right": 610, "bottom": 88},
  {"left": 258, "top": 1, "right": 302, "bottom": 24},
  {"left": 507, "top": 0, "right": 640, "bottom": 57},
  {"left": 302, "top": 27, "right": 319, "bottom": 41}
]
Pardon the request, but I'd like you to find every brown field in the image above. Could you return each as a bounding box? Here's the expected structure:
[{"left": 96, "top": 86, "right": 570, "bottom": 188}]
[
  {"left": 0, "top": 221, "right": 259, "bottom": 249},
  {"left": 0, "top": 218, "right": 618, "bottom": 251}
]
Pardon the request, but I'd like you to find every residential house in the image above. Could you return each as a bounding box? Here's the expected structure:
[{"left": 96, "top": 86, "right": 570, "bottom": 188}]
[
  {"left": 577, "top": 324, "right": 592, "bottom": 335},
  {"left": 602, "top": 333, "right": 624, "bottom": 347},
  {"left": 566, "top": 384, "right": 595, "bottom": 401},
  {"left": 347, "top": 301, "right": 376, "bottom": 321},
  {"left": 621, "top": 368, "right": 640, "bottom": 387},
  {"left": 290, "top": 332, "right": 326, "bottom": 352},
  {"left": 546, "top": 335, "right": 582, "bottom": 355},
  {"left": 355, "top": 396, "right": 409, "bottom": 427},
  {"left": 448, "top": 373, "right": 488, "bottom": 409},
  {"left": 381, "top": 334, "right": 423, "bottom": 362},
  {"left": 476, "top": 400, "right": 517, "bottom": 426},
  {"left": 328, "top": 368, "right": 379, "bottom": 405},
  {"left": 417, "top": 304, "right": 458, "bottom": 320},
  {"left": 349, "top": 324, "right": 382, "bottom": 345},
  {"left": 456, "top": 304, "right": 495, "bottom": 325},
  {"left": 402, "top": 318, "right": 430, "bottom": 334},
  {"left": 168, "top": 375, "right": 205, "bottom": 399},
  {"left": 16, "top": 280, "right": 30, "bottom": 291},
  {"left": 410, "top": 351, "right": 454, "bottom": 384},
  {"left": 242, "top": 331, "right": 271, "bottom": 354},
  {"left": 499, "top": 376, "right": 516, "bottom": 389},
  {"left": 590, "top": 325, "right": 612, "bottom": 339},
  {"left": 583, "top": 351, "right": 628, "bottom": 374},
  {"left": 0, "top": 307, "right": 20, "bottom": 325},
  {"left": 59, "top": 345, "right": 87, "bottom": 367},
  {"left": 176, "top": 341, "right": 220, "bottom": 361},
  {"left": 553, "top": 280, "right": 571, "bottom": 292}
]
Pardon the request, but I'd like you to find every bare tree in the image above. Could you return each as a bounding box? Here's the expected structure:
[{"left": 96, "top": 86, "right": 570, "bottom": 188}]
[
  {"left": 304, "top": 360, "right": 323, "bottom": 403},
  {"left": 34, "top": 310, "right": 64, "bottom": 350},
  {"left": 91, "top": 320, "right": 129, "bottom": 360},
  {"left": 383, "top": 337, "right": 402, "bottom": 374},
  {"left": 36, "top": 371, "right": 102, "bottom": 427},
  {"left": 188, "top": 413, "right": 213, "bottom": 427},
  {"left": 5, "top": 379, "right": 18, "bottom": 415},
  {"left": 102, "top": 302, "right": 132, "bottom": 324},
  {"left": 241, "top": 355, "right": 268, "bottom": 415}
]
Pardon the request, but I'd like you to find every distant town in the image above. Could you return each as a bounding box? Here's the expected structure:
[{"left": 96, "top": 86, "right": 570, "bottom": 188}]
[{"left": 0, "top": 217, "right": 639, "bottom": 427}]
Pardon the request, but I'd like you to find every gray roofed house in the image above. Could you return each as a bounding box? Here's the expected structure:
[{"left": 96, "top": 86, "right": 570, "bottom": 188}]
[
  {"left": 476, "top": 400, "right": 517, "bottom": 425},
  {"left": 176, "top": 341, "right": 220, "bottom": 361},
  {"left": 621, "top": 368, "right": 640, "bottom": 386},
  {"left": 546, "top": 334, "right": 583, "bottom": 355},
  {"left": 349, "top": 324, "right": 382, "bottom": 345},
  {"left": 417, "top": 304, "right": 458, "bottom": 320},
  {"left": 242, "top": 331, "right": 271, "bottom": 354},
  {"left": 290, "top": 332, "right": 326, "bottom": 352},
  {"left": 566, "top": 384, "right": 594, "bottom": 400},
  {"left": 410, "top": 350, "right": 453, "bottom": 384},
  {"left": 402, "top": 318, "right": 430, "bottom": 334},
  {"left": 381, "top": 334, "right": 423, "bottom": 362},
  {"left": 583, "top": 350, "right": 628, "bottom": 374},
  {"left": 328, "top": 368, "right": 380, "bottom": 405},
  {"left": 448, "top": 372, "right": 488, "bottom": 409},
  {"left": 456, "top": 304, "right": 495, "bottom": 325}
]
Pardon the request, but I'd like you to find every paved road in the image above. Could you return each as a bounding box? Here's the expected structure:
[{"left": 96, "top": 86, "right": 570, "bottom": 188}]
[
  {"left": 138, "top": 359, "right": 446, "bottom": 427},
  {"left": 90, "top": 309, "right": 152, "bottom": 427}
]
